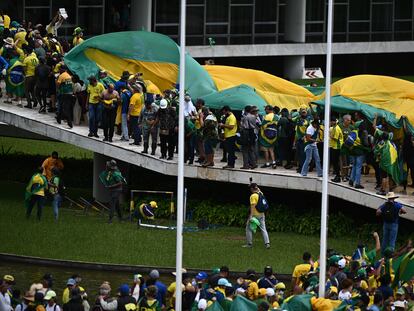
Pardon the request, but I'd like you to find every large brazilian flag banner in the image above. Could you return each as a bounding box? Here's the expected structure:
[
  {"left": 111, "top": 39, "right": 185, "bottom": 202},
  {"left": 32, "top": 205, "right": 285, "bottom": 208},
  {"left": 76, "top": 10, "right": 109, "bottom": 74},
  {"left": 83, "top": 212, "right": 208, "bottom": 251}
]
[{"left": 64, "top": 31, "right": 316, "bottom": 112}]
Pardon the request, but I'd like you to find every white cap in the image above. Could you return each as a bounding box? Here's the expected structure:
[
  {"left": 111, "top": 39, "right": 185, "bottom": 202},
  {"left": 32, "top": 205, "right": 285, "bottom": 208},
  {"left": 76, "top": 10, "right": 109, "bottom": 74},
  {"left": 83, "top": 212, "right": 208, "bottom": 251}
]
[
  {"left": 160, "top": 99, "right": 168, "bottom": 109},
  {"left": 266, "top": 288, "right": 275, "bottom": 297},
  {"left": 198, "top": 299, "right": 207, "bottom": 310},
  {"left": 338, "top": 258, "right": 346, "bottom": 269}
]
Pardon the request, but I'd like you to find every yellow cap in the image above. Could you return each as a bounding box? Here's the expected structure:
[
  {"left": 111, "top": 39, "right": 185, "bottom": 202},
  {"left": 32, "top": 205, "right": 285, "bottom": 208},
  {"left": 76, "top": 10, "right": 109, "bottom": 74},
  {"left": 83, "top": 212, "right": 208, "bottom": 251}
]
[
  {"left": 275, "top": 282, "right": 286, "bottom": 290},
  {"left": 150, "top": 201, "right": 158, "bottom": 208},
  {"left": 258, "top": 288, "right": 267, "bottom": 297},
  {"left": 329, "top": 286, "right": 338, "bottom": 294}
]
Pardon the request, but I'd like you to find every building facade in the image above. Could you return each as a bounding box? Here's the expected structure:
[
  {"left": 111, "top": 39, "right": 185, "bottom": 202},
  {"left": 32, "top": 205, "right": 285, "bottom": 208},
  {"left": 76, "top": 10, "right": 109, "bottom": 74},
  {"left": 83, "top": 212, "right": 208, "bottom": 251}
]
[{"left": 3, "top": 0, "right": 414, "bottom": 78}]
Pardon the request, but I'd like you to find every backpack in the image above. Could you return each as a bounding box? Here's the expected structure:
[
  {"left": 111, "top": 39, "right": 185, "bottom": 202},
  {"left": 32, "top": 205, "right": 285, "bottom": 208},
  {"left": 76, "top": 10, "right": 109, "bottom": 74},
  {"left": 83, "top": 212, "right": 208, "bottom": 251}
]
[
  {"left": 255, "top": 192, "right": 269, "bottom": 213},
  {"left": 382, "top": 201, "right": 397, "bottom": 223},
  {"left": 263, "top": 121, "right": 278, "bottom": 140}
]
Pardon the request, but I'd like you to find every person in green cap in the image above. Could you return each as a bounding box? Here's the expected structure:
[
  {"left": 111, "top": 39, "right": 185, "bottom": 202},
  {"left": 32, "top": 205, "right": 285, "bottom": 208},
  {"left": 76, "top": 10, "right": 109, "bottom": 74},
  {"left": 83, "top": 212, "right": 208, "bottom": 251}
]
[
  {"left": 72, "top": 27, "right": 84, "bottom": 47},
  {"left": 99, "top": 159, "right": 126, "bottom": 223}
]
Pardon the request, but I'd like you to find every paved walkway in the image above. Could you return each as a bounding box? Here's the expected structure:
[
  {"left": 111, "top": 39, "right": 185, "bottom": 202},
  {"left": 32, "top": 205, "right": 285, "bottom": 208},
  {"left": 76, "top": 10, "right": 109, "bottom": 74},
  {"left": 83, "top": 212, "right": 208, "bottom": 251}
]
[{"left": 1, "top": 100, "right": 413, "bottom": 220}]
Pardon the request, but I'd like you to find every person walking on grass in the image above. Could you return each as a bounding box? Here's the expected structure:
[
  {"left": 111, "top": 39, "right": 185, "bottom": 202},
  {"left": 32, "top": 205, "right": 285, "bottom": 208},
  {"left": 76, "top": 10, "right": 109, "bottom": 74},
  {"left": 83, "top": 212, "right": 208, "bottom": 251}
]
[
  {"left": 243, "top": 183, "right": 270, "bottom": 249},
  {"left": 49, "top": 168, "right": 65, "bottom": 221},
  {"left": 25, "top": 167, "right": 48, "bottom": 221},
  {"left": 99, "top": 160, "right": 126, "bottom": 224}
]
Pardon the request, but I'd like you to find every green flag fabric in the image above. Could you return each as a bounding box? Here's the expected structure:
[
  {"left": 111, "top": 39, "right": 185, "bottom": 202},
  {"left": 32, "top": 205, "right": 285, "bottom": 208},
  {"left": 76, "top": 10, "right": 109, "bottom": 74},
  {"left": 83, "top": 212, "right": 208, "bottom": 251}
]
[
  {"left": 207, "top": 301, "right": 224, "bottom": 311},
  {"left": 230, "top": 296, "right": 257, "bottom": 311},
  {"left": 392, "top": 249, "right": 414, "bottom": 288},
  {"left": 374, "top": 140, "right": 402, "bottom": 185},
  {"left": 280, "top": 294, "right": 313, "bottom": 311}
]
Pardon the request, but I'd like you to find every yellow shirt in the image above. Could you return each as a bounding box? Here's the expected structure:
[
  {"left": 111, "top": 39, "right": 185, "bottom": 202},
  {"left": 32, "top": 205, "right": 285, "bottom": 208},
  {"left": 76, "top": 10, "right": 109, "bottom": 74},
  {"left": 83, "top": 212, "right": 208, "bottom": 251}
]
[
  {"left": 129, "top": 93, "right": 143, "bottom": 116},
  {"left": 42, "top": 157, "right": 64, "bottom": 181},
  {"left": 62, "top": 286, "right": 85, "bottom": 304},
  {"left": 31, "top": 174, "right": 47, "bottom": 196},
  {"left": 250, "top": 193, "right": 263, "bottom": 217},
  {"left": 23, "top": 52, "right": 39, "bottom": 77},
  {"left": 224, "top": 112, "right": 237, "bottom": 138},
  {"left": 72, "top": 37, "right": 84, "bottom": 46},
  {"left": 329, "top": 124, "right": 344, "bottom": 149},
  {"left": 292, "top": 263, "right": 312, "bottom": 279},
  {"left": 14, "top": 31, "right": 28, "bottom": 49},
  {"left": 87, "top": 82, "right": 105, "bottom": 104}
]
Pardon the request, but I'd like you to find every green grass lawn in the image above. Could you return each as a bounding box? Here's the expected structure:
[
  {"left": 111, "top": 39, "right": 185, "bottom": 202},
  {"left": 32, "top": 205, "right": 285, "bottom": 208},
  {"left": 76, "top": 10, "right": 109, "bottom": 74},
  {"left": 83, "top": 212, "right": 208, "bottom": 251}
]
[
  {"left": 0, "top": 136, "right": 93, "bottom": 159},
  {"left": 0, "top": 181, "right": 362, "bottom": 274}
]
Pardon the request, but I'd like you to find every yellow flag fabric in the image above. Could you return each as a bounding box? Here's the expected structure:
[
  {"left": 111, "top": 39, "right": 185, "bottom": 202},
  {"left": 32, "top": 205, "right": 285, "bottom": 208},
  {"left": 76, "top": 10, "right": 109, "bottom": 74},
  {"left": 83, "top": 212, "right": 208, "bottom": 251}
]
[
  {"left": 330, "top": 75, "right": 414, "bottom": 127},
  {"left": 203, "top": 65, "right": 316, "bottom": 111},
  {"left": 84, "top": 48, "right": 177, "bottom": 93}
]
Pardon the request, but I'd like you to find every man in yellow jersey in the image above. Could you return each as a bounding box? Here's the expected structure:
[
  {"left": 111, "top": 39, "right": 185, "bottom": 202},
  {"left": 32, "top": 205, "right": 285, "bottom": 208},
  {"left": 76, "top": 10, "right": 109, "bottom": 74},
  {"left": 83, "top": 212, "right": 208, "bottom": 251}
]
[
  {"left": 72, "top": 27, "right": 84, "bottom": 47},
  {"left": 330, "top": 116, "right": 344, "bottom": 182},
  {"left": 291, "top": 252, "right": 314, "bottom": 288},
  {"left": 22, "top": 46, "right": 39, "bottom": 109},
  {"left": 128, "top": 84, "right": 144, "bottom": 146},
  {"left": 86, "top": 76, "right": 105, "bottom": 137},
  {"left": 25, "top": 167, "right": 48, "bottom": 220},
  {"left": 243, "top": 183, "right": 270, "bottom": 249},
  {"left": 220, "top": 106, "right": 238, "bottom": 169},
  {"left": 56, "top": 65, "right": 74, "bottom": 128}
]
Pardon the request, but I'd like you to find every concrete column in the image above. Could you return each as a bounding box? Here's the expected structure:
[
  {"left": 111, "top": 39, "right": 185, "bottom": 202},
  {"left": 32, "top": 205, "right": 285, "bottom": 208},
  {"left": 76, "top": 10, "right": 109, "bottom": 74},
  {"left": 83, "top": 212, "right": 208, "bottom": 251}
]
[
  {"left": 93, "top": 152, "right": 110, "bottom": 203},
  {"left": 284, "top": 0, "right": 306, "bottom": 80},
  {"left": 130, "top": 0, "right": 152, "bottom": 31}
]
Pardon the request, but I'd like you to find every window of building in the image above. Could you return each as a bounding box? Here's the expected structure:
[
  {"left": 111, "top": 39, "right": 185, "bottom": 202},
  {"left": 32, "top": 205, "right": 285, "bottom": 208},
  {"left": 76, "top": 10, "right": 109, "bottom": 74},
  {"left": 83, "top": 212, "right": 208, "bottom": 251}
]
[
  {"left": 230, "top": 5, "right": 253, "bottom": 34},
  {"left": 349, "top": 0, "right": 370, "bottom": 21},
  {"left": 255, "top": 0, "right": 277, "bottom": 22},
  {"left": 372, "top": 3, "right": 393, "bottom": 32},
  {"left": 395, "top": 0, "right": 412, "bottom": 19},
  {"left": 187, "top": 6, "right": 204, "bottom": 35},
  {"left": 155, "top": 0, "right": 179, "bottom": 24},
  {"left": 206, "top": 0, "right": 229, "bottom": 23}
]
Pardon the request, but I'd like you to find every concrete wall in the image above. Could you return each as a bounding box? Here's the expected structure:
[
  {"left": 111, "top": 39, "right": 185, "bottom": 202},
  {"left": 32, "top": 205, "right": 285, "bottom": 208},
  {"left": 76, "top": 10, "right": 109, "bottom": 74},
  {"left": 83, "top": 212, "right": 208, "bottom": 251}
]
[{"left": 187, "top": 41, "right": 414, "bottom": 58}]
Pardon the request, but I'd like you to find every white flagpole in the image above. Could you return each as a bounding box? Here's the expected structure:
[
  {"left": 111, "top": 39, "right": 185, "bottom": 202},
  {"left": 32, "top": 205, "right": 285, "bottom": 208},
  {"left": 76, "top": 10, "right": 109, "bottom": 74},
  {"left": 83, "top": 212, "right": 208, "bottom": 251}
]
[
  {"left": 319, "top": 0, "right": 334, "bottom": 298},
  {"left": 175, "top": 0, "right": 186, "bottom": 309}
]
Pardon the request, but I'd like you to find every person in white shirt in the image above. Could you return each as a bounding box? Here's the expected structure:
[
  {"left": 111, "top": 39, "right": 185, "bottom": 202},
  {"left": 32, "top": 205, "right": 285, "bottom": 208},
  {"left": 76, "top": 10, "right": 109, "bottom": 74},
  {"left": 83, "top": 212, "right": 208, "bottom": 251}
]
[
  {"left": 0, "top": 281, "right": 12, "bottom": 311},
  {"left": 44, "top": 291, "right": 61, "bottom": 311},
  {"left": 301, "top": 120, "right": 322, "bottom": 177},
  {"left": 131, "top": 274, "right": 142, "bottom": 302},
  {"left": 183, "top": 94, "right": 196, "bottom": 117}
]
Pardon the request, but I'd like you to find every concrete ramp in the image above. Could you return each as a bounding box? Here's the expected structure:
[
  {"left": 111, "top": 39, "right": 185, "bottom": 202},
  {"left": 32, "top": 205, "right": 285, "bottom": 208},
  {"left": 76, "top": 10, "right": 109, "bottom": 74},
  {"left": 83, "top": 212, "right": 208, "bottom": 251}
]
[{"left": 1, "top": 102, "right": 413, "bottom": 221}]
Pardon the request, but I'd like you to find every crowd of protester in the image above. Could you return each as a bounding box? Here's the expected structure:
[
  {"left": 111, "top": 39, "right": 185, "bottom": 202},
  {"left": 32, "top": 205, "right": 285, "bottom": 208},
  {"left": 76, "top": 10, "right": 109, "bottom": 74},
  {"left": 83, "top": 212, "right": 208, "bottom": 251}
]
[
  {"left": 1, "top": 12, "right": 414, "bottom": 196},
  {"left": 0, "top": 234, "right": 413, "bottom": 311}
]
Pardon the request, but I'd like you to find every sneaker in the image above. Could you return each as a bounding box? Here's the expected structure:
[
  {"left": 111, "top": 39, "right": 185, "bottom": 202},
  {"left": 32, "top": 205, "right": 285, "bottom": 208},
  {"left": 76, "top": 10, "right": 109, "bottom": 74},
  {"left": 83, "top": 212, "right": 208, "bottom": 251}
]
[
  {"left": 354, "top": 184, "right": 364, "bottom": 189},
  {"left": 271, "top": 162, "right": 277, "bottom": 169},
  {"left": 331, "top": 176, "right": 341, "bottom": 183},
  {"left": 55, "top": 117, "right": 61, "bottom": 124},
  {"left": 261, "top": 163, "right": 271, "bottom": 168},
  {"left": 160, "top": 155, "right": 166, "bottom": 159},
  {"left": 24, "top": 104, "right": 32, "bottom": 109},
  {"left": 103, "top": 137, "right": 108, "bottom": 142},
  {"left": 188, "top": 160, "right": 194, "bottom": 165},
  {"left": 141, "top": 150, "right": 148, "bottom": 154},
  {"left": 222, "top": 165, "right": 234, "bottom": 169},
  {"left": 94, "top": 134, "right": 99, "bottom": 138},
  {"left": 265, "top": 243, "right": 271, "bottom": 249},
  {"left": 250, "top": 165, "right": 258, "bottom": 169},
  {"left": 108, "top": 138, "right": 113, "bottom": 142},
  {"left": 342, "top": 176, "right": 349, "bottom": 182},
  {"left": 284, "top": 164, "right": 293, "bottom": 169},
  {"left": 242, "top": 244, "right": 252, "bottom": 248},
  {"left": 151, "top": 151, "right": 156, "bottom": 155},
  {"left": 220, "top": 158, "right": 227, "bottom": 163},
  {"left": 376, "top": 190, "right": 386, "bottom": 195},
  {"left": 167, "top": 156, "right": 173, "bottom": 160},
  {"left": 348, "top": 180, "right": 354, "bottom": 186},
  {"left": 240, "top": 166, "right": 250, "bottom": 169},
  {"left": 88, "top": 133, "right": 94, "bottom": 137}
]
